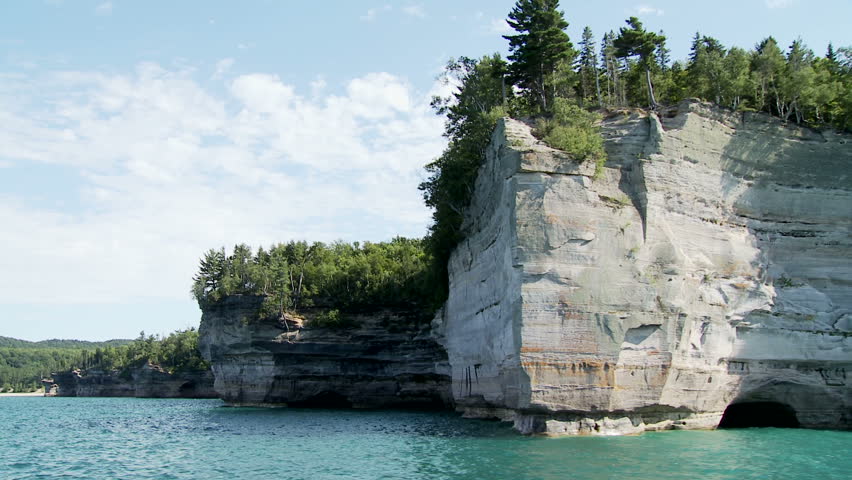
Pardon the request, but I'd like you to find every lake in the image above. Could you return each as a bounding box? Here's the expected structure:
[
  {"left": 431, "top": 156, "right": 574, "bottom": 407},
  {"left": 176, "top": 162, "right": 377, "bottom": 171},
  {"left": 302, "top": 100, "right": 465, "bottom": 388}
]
[{"left": 1, "top": 397, "right": 849, "bottom": 479}]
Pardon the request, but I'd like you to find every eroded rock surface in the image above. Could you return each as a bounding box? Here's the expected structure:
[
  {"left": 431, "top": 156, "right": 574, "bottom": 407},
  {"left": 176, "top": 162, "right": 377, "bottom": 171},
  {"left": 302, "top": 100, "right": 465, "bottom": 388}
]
[
  {"left": 198, "top": 296, "right": 452, "bottom": 408},
  {"left": 441, "top": 100, "right": 851, "bottom": 435},
  {"left": 50, "top": 364, "right": 216, "bottom": 398}
]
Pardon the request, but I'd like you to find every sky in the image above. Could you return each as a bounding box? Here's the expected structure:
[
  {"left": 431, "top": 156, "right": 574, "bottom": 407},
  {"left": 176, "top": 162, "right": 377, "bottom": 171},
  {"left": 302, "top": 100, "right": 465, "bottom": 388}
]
[{"left": 2, "top": 0, "right": 850, "bottom": 341}]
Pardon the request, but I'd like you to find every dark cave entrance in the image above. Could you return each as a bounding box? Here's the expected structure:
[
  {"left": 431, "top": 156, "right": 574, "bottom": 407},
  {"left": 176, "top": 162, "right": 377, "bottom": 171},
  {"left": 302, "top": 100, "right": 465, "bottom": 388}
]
[
  {"left": 178, "top": 381, "right": 195, "bottom": 395},
  {"left": 718, "top": 402, "right": 800, "bottom": 429}
]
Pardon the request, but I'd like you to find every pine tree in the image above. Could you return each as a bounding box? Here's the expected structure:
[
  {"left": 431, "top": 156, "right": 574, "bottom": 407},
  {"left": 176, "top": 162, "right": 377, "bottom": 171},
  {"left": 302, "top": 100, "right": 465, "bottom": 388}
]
[
  {"left": 601, "top": 31, "right": 623, "bottom": 107},
  {"left": 613, "top": 17, "right": 666, "bottom": 108},
  {"left": 503, "top": 0, "right": 576, "bottom": 112},
  {"left": 688, "top": 34, "right": 727, "bottom": 104},
  {"left": 656, "top": 30, "right": 671, "bottom": 70},
  {"left": 751, "top": 37, "right": 786, "bottom": 114},
  {"left": 192, "top": 248, "right": 226, "bottom": 302},
  {"left": 578, "top": 26, "right": 601, "bottom": 107}
]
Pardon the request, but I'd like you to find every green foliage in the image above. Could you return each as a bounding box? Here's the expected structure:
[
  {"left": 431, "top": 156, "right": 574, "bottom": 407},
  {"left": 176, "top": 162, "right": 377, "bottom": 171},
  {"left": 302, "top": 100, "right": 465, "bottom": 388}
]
[
  {"left": 310, "top": 309, "right": 356, "bottom": 329},
  {"left": 0, "top": 337, "right": 137, "bottom": 392},
  {"left": 76, "top": 329, "right": 209, "bottom": 374},
  {"left": 504, "top": 0, "right": 576, "bottom": 112},
  {"left": 0, "top": 332, "right": 206, "bottom": 392},
  {"left": 0, "top": 347, "right": 83, "bottom": 392},
  {"left": 613, "top": 17, "right": 666, "bottom": 107},
  {"left": 534, "top": 98, "right": 607, "bottom": 175},
  {"left": 420, "top": 55, "right": 508, "bottom": 303},
  {"left": 193, "top": 238, "right": 433, "bottom": 316},
  {"left": 578, "top": 26, "right": 602, "bottom": 107}
]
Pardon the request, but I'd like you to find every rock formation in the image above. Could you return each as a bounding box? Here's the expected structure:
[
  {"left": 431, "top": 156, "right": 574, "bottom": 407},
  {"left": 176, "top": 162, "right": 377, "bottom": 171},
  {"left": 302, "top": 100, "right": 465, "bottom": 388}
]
[
  {"left": 440, "top": 99, "right": 851, "bottom": 434},
  {"left": 49, "top": 364, "right": 216, "bottom": 398},
  {"left": 198, "top": 296, "right": 452, "bottom": 408}
]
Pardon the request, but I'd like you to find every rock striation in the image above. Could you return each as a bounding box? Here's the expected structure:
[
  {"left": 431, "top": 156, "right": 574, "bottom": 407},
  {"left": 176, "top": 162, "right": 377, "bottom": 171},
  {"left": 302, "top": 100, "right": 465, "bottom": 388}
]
[
  {"left": 49, "top": 364, "right": 216, "bottom": 398},
  {"left": 198, "top": 296, "right": 452, "bottom": 408},
  {"left": 440, "top": 99, "right": 852, "bottom": 435}
]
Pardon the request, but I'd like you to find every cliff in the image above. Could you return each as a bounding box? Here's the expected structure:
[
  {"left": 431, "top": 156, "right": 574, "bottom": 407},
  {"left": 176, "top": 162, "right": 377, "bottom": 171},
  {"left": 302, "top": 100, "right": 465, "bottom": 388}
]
[
  {"left": 198, "top": 296, "right": 452, "bottom": 408},
  {"left": 440, "top": 99, "right": 851, "bottom": 434},
  {"left": 47, "top": 364, "right": 216, "bottom": 398}
]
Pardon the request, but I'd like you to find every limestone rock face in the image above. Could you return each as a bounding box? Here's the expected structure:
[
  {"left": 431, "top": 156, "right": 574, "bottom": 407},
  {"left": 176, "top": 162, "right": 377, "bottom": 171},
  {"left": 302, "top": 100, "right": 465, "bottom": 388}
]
[
  {"left": 198, "top": 296, "right": 452, "bottom": 408},
  {"left": 442, "top": 100, "right": 852, "bottom": 435},
  {"left": 51, "top": 365, "right": 216, "bottom": 398}
]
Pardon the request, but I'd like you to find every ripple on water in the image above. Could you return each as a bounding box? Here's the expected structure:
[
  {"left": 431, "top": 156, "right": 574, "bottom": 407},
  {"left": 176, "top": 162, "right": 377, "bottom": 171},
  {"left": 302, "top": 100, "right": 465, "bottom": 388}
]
[{"left": 0, "top": 397, "right": 850, "bottom": 480}]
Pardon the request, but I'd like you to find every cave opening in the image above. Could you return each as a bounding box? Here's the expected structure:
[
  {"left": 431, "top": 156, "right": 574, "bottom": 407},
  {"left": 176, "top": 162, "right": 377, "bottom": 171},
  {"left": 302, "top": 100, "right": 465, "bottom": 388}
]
[
  {"left": 718, "top": 402, "right": 800, "bottom": 429},
  {"left": 178, "top": 381, "right": 195, "bottom": 394}
]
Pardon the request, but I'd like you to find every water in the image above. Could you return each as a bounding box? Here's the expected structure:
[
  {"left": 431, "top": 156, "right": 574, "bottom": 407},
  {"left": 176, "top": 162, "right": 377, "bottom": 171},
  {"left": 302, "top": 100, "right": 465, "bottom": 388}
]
[{"left": 1, "top": 397, "right": 849, "bottom": 480}]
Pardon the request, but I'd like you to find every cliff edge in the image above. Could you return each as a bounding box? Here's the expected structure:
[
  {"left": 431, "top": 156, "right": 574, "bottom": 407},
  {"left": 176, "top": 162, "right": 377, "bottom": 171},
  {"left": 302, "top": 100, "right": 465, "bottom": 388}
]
[{"left": 441, "top": 99, "right": 851, "bottom": 435}]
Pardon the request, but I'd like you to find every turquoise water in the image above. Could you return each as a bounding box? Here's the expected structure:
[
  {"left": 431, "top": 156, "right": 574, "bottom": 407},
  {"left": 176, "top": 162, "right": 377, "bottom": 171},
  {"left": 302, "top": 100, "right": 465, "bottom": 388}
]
[{"left": 1, "top": 397, "right": 849, "bottom": 480}]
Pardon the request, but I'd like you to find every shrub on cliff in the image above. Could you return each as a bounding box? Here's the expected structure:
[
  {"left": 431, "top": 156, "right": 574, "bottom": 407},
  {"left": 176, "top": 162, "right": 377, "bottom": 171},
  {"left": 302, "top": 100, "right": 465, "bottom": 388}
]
[{"left": 534, "top": 98, "right": 607, "bottom": 177}]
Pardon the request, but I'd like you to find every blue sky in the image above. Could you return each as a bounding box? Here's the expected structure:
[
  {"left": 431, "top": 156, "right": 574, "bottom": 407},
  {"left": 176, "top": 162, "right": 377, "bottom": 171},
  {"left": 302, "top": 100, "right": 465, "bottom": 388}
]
[{"left": 2, "top": 0, "right": 850, "bottom": 341}]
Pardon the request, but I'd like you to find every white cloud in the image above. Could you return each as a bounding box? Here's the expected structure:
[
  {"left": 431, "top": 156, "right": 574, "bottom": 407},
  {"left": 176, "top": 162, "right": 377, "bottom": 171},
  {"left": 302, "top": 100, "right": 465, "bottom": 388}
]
[
  {"left": 634, "top": 4, "right": 664, "bottom": 16},
  {"left": 213, "top": 58, "right": 234, "bottom": 79},
  {"left": 0, "top": 63, "right": 445, "bottom": 305},
  {"left": 402, "top": 5, "right": 426, "bottom": 18},
  {"left": 94, "top": 1, "right": 112, "bottom": 16},
  {"left": 765, "top": 0, "right": 793, "bottom": 8},
  {"left": 310, "top": 76, "right": 327, "bottom": 97},
  {"left": 489, "top": 18, "right": 512, "bottom": 35},
  {"left": 360, "top": 5, "right": 392, "bottom": 22}
]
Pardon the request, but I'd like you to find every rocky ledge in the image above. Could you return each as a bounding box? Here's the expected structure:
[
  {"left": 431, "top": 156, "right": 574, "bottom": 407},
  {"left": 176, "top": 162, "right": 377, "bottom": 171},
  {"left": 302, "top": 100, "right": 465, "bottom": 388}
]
[
  {"left": 46, "top": 364, "right": 216, "bottom": 398},
  {"left": 441, "top": 99, "right": 851, "bottom": 435},
  {"left": 198, "top": 296, "right": 452, "bottom": 408}
]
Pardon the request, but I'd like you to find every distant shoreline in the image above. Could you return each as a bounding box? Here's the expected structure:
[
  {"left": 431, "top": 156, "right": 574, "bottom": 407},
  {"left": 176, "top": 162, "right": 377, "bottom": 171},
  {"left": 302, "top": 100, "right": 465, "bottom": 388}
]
[{"left": 0, "top": 391, "right": 44, "bottom": 397}]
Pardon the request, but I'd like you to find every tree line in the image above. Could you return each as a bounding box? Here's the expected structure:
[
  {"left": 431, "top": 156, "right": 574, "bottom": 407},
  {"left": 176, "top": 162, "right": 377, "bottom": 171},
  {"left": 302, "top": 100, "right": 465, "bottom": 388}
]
[
  {"left": 419, "top": 0, "right": 852, "bottom": 300},
  {"left": 191, "top": 237, "right": 434, "bottom": 318},
  {"left": 0, "top": 330, "right": 206, "bottom": 392}
]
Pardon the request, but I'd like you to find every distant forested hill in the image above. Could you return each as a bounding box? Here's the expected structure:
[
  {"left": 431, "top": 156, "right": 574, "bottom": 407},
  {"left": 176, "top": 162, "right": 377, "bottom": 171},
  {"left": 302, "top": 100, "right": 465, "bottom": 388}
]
[
  {"left": 1, "top": 337, "right": 135, "bottom": 391},
  {"left": 0, "top": 331, "right": 206, "bottom": 393}
]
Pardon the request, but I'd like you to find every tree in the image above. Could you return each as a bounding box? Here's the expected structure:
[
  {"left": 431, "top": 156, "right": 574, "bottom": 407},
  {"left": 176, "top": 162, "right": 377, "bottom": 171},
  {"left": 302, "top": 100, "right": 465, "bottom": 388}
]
[
  {"left": 721, "top": 47, "right": 752, "bottom": 110},
  {"left": 503, "top": 0, "right": 576, "bottom": 112},
  {"left": 613, "top": 16, "right": 666, "bottom": 108},
  {"left": 192, "top": 248, "right": 225, "bottom": 303},
  {"left": 578, "top": 26, "right": 602, "bottom": 107},
  {"left": 778, "top": 39, "right": 816, "bottom": 123},
  {"left": 420, "top": 55, "right": 506, "bottom": 301},
  {"left": 687, "top": 34, "right": 727, "bottom": 104},
  {"left": 600, "top": 31, "right": 625, "bottom": 107},
  {"left": 751, "top": 37, "right": 786, "bottom": 114}
]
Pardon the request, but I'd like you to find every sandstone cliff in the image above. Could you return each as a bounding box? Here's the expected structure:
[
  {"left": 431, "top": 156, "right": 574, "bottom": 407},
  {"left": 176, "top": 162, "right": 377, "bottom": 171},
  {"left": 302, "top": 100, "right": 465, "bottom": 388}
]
[
  {"left": 198, "top": 296, "right": 452, "bottom": 408},
  {"left": 440, "top": 99, "right": 852, "bottom": 435},
  {"left": 48, "top": 364, "right": 216, "bottom": 398}
]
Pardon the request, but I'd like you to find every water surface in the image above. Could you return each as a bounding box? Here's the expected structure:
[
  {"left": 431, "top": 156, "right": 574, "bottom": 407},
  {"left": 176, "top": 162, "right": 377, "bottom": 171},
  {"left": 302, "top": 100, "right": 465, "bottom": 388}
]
[{"left": 1, "top": 397, "right": 849, "bottom": 479}]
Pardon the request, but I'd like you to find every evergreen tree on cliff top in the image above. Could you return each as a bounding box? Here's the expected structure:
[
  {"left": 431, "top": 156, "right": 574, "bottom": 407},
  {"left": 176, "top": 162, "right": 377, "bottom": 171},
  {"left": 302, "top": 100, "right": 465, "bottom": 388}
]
[
  {"left": 503, "top": 0, "right": 576, "bottom": 112},
  {"left": 614, "top": 16, "right": 666, "bottom": 108}
]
